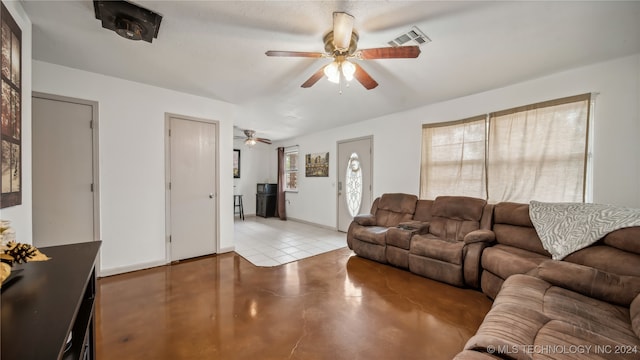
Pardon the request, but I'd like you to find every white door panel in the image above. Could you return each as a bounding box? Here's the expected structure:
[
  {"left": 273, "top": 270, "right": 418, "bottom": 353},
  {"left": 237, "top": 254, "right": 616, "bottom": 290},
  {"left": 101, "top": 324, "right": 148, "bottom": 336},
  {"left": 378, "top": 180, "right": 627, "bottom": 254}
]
[
  {"left": 337, "top": 137, "right": 372, "bottom": 232},
  {"left": 32, "top": 96, "right": 96, "bottom": 247},
  {"left": 169, "top": 116, "right": 217, "bottom": 261}
]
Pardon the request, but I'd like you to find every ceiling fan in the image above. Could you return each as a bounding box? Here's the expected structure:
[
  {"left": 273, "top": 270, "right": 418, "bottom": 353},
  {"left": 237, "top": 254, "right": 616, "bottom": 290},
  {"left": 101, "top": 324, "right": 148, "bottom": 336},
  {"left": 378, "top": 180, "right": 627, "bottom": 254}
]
[
  {"left": 266, "top": 12, "right": 421, "bottom": 90},
  {"left": 235, "top": 129, "right": 272, "bottom": 146}
]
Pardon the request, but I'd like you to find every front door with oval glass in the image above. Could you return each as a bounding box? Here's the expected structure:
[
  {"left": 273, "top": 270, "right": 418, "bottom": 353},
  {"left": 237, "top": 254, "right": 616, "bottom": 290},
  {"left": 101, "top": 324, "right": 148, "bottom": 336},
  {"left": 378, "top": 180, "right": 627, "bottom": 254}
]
[{"left": 337, "top": 137, "right": 372, "bottom": 232}]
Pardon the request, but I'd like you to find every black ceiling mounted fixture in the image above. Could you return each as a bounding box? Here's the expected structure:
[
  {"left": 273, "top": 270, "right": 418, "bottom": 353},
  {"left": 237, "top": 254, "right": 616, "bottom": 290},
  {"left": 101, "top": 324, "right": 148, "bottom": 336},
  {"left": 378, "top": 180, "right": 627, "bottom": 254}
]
[{"left": 93, "top": 0, "right": 162, "bottom": 43}]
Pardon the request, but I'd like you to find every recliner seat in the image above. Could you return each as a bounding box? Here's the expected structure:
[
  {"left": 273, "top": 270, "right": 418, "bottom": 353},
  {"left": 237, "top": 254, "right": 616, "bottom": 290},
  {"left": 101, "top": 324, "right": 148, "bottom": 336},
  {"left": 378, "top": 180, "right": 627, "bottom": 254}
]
[{"left": 408, "top": 196, "right": 494, "bottom": 288}]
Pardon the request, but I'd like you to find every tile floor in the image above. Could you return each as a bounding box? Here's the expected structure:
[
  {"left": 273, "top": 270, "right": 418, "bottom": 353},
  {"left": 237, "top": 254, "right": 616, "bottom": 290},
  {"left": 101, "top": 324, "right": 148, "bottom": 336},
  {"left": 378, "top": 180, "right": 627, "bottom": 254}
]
[{"left": 234, "top": 216, "right": 347, "bottom": 266}]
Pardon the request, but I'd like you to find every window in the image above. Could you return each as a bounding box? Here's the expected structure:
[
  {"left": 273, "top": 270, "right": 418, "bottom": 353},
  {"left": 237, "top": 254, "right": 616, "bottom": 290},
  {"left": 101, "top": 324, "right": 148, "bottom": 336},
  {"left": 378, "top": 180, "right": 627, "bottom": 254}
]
[
  {"left": 420, "top": 94, "right": 591, "bottom": 203},
  {"left": 284, "top": 147, "right": 298, "bottom": 191},
  {"left": 345, "top": 152, "right": 363, "bottom": 216},
  {"left": 420, "top": 116, "right": 486, "bottom": 199},
  {"left": 487, "top": 94, "right": 590, "bottom": 203}
]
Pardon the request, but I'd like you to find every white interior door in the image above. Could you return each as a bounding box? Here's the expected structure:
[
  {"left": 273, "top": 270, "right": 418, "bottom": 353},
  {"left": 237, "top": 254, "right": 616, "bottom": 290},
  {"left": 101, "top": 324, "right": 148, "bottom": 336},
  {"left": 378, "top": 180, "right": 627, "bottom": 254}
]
[
  {"left": 337, "top": 137, "right": 372, "bottom": 232},
  {"left": 169, "top": 116, "right": 217, "bottom": 261},
  {"left": 32, "top": 95, "right": 98, "bottom": 247}
]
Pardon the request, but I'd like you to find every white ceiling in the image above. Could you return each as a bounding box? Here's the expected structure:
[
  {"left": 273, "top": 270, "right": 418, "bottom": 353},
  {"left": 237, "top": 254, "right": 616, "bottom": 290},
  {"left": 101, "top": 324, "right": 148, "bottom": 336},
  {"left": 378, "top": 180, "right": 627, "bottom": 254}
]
[{"left": 23, "top": 1, "right": 640, "bottom": 141}]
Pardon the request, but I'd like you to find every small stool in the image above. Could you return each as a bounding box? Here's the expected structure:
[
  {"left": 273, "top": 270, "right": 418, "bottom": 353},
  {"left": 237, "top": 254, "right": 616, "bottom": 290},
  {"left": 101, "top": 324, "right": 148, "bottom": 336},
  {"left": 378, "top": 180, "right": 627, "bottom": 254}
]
[{"left": 234, "top": 195, "right": 244, "bottom": 220}]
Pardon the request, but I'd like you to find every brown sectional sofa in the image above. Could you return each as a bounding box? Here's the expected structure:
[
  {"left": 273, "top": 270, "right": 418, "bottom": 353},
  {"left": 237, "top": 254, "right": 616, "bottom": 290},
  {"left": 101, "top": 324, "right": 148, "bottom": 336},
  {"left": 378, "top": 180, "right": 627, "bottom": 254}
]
[
  {"left": 458, "top": 258, "right": 640, "bottom": 359},
  {"left": 347, "top": 193, "right": 494, "bottom": 288},
  {"left": 481, "top": 202, "right": 640, "bottom": 299},
  {"left": 459, "top": 203, "right": 640, "bottom": 359},
  {"left": 346, "top": 193, "right": 640, "bottom": 359}
]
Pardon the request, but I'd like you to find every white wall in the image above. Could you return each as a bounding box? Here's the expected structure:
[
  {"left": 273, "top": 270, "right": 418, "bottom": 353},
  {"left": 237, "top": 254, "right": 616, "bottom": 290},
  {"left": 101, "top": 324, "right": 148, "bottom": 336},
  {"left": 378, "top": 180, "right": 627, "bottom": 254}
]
[
  {"left": 1, "top": 1, "right": 32, "bottom": 244},
  {"left": 232, "top": 139, "right": 275, "bottom": 216},
  {"left": 32, "top": 61, "right": 238, "bottom": 275},
  {"left": 271, "top": 54, "right": 640, "bottom": 228}
]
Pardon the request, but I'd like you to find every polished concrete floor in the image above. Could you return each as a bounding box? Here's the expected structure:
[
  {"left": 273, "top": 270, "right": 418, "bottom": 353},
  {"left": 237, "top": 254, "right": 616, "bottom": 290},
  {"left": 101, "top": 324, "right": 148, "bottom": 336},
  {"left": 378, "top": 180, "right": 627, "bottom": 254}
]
[{"left": 96, "top": 249, "right": 492, "bottom": 359}]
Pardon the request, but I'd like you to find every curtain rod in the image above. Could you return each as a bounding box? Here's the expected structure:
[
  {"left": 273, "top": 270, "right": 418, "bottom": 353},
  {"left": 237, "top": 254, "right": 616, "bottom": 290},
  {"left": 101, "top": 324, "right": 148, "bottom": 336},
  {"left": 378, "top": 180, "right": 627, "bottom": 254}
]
[{"left": 276, "top": 145, "right": 299, "bottom": 150}]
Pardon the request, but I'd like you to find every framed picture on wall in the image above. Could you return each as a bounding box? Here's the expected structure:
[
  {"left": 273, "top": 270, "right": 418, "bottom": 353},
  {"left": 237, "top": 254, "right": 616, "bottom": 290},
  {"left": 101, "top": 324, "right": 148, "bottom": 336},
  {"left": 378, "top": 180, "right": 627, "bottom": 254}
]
[
  {"left": 1, "top": 3, "right": 22, "bottom": 208},
  {"left": 233, "top": 149, "right": 240, "bottom": 178},
  {"left": 305, "top": 152, "right": 329, "bottom": 177}
]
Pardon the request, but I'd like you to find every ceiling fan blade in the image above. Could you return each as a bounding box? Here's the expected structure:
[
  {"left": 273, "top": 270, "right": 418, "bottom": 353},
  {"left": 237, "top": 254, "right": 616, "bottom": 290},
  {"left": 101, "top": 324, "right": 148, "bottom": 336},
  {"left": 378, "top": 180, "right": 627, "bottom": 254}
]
[
  {"left": 333, "top": 12, "right": 354, "bottom": 50},
  {"left": 257, "top": 138, "right": 272, "bottom": 145},
  {"left": 301, "top": 67, "right": 326, "bottom": 88},
  {"left": 265, "top": 50, "right": 324, "bottom": 58},
  {"left": 353, "top": 63, "right": 379, "bottom": 90},
  {"left": 357, "top": 46, "right": 421, "bottom": 60}
]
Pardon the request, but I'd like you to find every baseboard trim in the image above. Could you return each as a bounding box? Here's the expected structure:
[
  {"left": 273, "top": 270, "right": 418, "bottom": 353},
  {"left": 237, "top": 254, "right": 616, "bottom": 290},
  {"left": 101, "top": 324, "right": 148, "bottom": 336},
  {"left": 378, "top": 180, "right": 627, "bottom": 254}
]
[
  {"left": 287, "top": 217, "right": 339, "bottom": 231},
  {"left": 99, "top": 259, "right": 167, "bottom": 278},
  {"left": 100, "top": 247, "right": 237, "bottom": 277},
  {"left": 218, "top": 246, "right": 235, "bottom": 253}
]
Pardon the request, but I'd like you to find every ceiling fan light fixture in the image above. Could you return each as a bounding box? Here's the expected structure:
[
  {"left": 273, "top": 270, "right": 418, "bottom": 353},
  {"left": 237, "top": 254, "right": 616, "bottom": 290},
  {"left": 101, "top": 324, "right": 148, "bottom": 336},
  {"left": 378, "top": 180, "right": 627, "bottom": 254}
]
[
  {"left": 245, "top": 138, "right": 257, "bottom": 147},
  {"left": 332, "top": 12, "right": 354, "bottom": 51},
  {"left": 342, "top": 60, "right": 356, "bottom": 81},
  {"left": 324, "top": 61, "right": 341, "bottom": 84}
]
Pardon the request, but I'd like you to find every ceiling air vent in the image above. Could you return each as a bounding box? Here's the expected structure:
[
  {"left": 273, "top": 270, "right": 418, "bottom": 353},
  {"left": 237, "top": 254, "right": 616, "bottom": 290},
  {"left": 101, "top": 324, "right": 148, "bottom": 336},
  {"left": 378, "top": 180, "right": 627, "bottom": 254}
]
[
  {"left": 94, "top": 0, "right": 162, "bottom": 43},
  {"left": 387, "top": 26, "right": 431, "bottom": 47}
]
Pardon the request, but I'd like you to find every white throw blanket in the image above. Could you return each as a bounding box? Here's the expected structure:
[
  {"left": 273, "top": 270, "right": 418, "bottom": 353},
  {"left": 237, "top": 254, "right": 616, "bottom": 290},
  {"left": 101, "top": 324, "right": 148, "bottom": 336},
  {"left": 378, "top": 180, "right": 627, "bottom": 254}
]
[{"left": 529, "top": 201, "right": 640, "bottom": 260}]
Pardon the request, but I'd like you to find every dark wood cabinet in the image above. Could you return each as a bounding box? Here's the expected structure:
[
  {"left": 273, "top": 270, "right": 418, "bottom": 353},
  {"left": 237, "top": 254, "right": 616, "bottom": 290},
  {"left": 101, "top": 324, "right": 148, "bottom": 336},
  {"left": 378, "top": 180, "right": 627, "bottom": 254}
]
[
  {"left": 256, "top": 183, "right": 277, "bottom": 218},
  {"left": 256, "top": 194, "right": 276, "bottom": 217},
  {"left": 1, "top": 241, "right": 101, "bottom": 360}
]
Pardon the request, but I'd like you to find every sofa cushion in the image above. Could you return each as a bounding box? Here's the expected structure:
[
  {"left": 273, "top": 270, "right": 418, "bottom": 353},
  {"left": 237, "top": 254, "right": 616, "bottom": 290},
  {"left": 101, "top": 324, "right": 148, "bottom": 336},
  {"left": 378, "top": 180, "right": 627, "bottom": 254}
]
[
  {"left": 492, "top": 224, "right": 550, "bottom": 256},
  {"left": 351, "top": 226, "right": 388, "bottom": 246},
  {"left": 374, "top": 193, "right": 417, "bottom": 227},
  {"left": 541, "top": 287, "right": 639, "bottom": 345},
  {"left": 464, "top": 303, "right": 551, "bottom": 360},
  {"left": 564, "top": 245, "right": 640, "bottom": 278},
  {"left": 537, "top": 260, "right": 640, "bottom": 307},
  {"left": 410, "top": 235, "right": 464, "bottom": 265},
  {"left": 426, "top": 196, "right": 486, "bottom": 242},
  {"left": 603, "top": 227, "right": 640, "bottom": 255},
  {"left": 493, "top": 202, "right": 533, "bottom": 227},
  {"left": 497, "top": 274, "right": 640, "bottom": 345},
  {"left": 481, "top": 245, "right": 549, "bottom": 280},
  {"left": 378, "top": 193, "right": 418, "bottom": 213},
  {"left": 533, "top": 320, "right": 638, "bottom": 360},
  {"left": 413, "top": 199, "right": 434, "bottom": 223},
  {"left": 492, "top": 274, "right": 551, "bottom": 311},
  {"left": 432, "top": 196, "right": 486, "bottom": 220}
]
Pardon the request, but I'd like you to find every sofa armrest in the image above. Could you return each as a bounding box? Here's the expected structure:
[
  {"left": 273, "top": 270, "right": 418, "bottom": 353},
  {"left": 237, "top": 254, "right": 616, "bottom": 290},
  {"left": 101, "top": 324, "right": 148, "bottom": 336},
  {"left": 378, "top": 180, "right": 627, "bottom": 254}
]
[
  {"left": 353, "top": 214, "right": 377, "bottom": 226},
  {"left": 398, "top": 221, "right": 430, "bottom": 233},
  {"left": 537, "top": 260, "right": 640, "bottom": 306},
  {"left": 464, "top": 229, "right": 496, "bottom": 245}
]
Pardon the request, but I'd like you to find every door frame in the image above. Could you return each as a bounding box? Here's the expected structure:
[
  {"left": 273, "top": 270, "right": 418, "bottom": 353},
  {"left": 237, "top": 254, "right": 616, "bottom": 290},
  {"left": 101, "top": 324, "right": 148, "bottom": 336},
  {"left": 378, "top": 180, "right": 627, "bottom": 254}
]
[
  {"left": 164, "top": 113, "right": 220, "bottom": 263},
  {"left": 336, "top": 135, "right": 373, "bottom": 230},
  {"left": 31, "top": 92, "right": 101, "bottom": 244}
]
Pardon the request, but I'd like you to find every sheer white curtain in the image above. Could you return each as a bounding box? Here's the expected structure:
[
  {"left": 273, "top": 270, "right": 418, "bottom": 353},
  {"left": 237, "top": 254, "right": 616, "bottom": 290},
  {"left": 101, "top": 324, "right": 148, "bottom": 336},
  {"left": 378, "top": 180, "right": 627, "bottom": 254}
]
[
  {"left": 420, "top": 116, "right": 486, "bottom": 199},
  {"left": 487, "top": 94, "right": 590, "bottom": 203}
]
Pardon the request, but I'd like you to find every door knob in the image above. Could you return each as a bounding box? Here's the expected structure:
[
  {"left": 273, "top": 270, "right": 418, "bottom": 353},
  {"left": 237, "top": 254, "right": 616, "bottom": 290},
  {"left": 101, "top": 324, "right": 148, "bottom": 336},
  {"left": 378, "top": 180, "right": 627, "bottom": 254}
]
[{"left": 209, "top": 193, "right": 214, "bottom": 198}]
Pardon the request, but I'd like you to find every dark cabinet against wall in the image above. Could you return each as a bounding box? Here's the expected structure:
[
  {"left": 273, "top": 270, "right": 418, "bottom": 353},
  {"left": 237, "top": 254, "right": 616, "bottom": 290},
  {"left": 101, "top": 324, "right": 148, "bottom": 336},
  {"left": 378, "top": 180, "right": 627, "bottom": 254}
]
[
  {"left": 1, "top": 241, "right": 101, "bottom": 360},
  {"left": 256, "top": 183, "right": 277, "bottom": 218}
]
